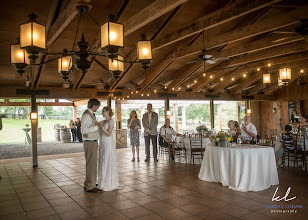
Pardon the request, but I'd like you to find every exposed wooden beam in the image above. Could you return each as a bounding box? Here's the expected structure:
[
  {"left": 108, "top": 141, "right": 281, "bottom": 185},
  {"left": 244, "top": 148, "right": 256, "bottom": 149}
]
[
  {"left": 108, "top": 3, "right": 184, "bottom": 92},
  {"left": 0, "top": 86, "right": 275, "bottom": 101},
  {"left": 124, "top": 0, "right": 188, "bottom": 36},
  {"left": 191, "top": 41, "right": 307, "bottom": 93},
  {"left": 232, "top": 60, "right": 308, "bottom": 94},
  {"left": 0, "top": 102, "right": 73, "bottom": 107},
  {"left": 152, "top": 0, "right": 281, "bottom": 50}
]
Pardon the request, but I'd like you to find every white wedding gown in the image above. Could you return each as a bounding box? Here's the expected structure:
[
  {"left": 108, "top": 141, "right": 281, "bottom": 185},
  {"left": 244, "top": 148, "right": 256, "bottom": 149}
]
[{"left": 98, "top": 119, "right": 122, "bottom": 191}]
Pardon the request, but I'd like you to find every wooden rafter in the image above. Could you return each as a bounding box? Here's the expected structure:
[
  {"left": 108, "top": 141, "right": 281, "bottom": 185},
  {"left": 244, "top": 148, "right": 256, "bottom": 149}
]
[
  {"left": 191, "top": 41, "right": 307, "bottom": 93},
  {"left": 151, "top": 0, "right": 281, "bottom": 50}
]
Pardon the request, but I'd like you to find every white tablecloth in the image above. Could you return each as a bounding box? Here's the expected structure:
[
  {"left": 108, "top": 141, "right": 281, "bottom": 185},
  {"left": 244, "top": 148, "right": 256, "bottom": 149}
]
[
  {"left": 175, "top": 137, "right": 211, "bottom": 164},
  {"left": 198, "top": 144, "right": 279, "bottom": 192}
]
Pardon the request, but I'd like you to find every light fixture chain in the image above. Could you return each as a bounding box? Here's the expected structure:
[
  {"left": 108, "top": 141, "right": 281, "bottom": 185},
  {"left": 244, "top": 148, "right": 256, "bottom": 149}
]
[
  {"left": 86, "top": 12, "right": 101, "bottom": 27},
  {"left": 72, "top": 12, "right": 83, "bottom": 51}
]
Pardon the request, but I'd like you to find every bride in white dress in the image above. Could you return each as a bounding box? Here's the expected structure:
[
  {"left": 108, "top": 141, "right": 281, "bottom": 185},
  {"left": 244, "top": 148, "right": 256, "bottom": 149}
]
[{"left": 98, "top": 106, "right": 122, "bottom": 191}]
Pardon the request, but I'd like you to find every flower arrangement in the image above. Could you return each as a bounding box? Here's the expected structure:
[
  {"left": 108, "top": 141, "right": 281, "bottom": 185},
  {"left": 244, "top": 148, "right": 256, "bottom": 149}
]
[
  {"left": 215, "top": 131, "right": 232, "bottom": 142},
  {"left": 196, "top": 124, "right": 208, "bottom": 133},
  {"left": 25, "top": 124, "right": 29, "bottom": 127}
]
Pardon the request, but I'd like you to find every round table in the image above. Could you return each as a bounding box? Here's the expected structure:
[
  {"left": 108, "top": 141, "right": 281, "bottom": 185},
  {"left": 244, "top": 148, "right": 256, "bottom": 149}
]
[{"left": 198, "top": 143, "right": 279, "bottom": 192}]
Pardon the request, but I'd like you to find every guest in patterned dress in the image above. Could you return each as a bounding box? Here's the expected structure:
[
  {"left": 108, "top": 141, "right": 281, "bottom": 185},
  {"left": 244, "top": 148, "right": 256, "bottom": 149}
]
[{"left": 128, "top": 110, "right": 141, "bottom": 162}]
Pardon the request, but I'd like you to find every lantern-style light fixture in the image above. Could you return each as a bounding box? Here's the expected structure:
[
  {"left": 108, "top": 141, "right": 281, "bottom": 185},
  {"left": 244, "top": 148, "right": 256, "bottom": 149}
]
[
  {"left": 10, "top": 39, "right": 30, "bottom": 75},
  {"left": 166, "top": 110, "right": 171, "bottom": 119},
  {"left": 108, "top": 55, "right": 124, "bottom": 79},
  {"left": 137, "top": 34, "right": 152, "bottom": 71},
  {"left": 263, "top": 73, "right": 271, "bottom": 85},
  {"left": 30, "top": 112, "right": 38, "bottom": 120},
  {"left": 279, "top": 67, "right": 291, "bottom": 81},
  {"left": 246, "top": 109, "right": 251, "bottom": 114},
  {"left": 101, "top": 14, "right": 123, "bottom": 57},
  {"left": 58, "top": 49, "right": 72, "bottom": 81},
  {"left": 20, "top": 13, "right": 46, "bottom": 60},
  {"left": 278, "top": 78, "right": 288, "bottom": 87}
]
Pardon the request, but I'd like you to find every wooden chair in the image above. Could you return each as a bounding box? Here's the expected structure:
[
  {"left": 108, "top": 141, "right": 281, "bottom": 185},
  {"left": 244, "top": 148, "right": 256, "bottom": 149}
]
[
  {"left": 174, "top": 142, "right": 187, "bottom": 164},
  {"left": 294, "top": 134, "right": 307, "bottom": 174},
  {"left": 189, "top": 134, "right": 205, "bottom": 165},
  {"left": 270, "top": 129, "right": 277, "bottom": 146},
  {"left": 159, "top": 142, "right": 173, "bottom": 162},
  {"left": 283, "top": 133, "right": 297, "bottom": 168}
]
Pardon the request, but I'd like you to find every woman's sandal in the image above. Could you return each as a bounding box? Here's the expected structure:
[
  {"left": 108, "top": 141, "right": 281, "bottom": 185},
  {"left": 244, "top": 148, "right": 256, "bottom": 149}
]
[{"left": 131, "top": 158, "right": 135, "bottom": 162}]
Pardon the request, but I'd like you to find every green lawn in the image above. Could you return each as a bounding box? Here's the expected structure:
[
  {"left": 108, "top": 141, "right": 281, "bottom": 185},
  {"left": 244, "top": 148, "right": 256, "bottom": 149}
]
[{"left": 0, "top": 118, "right": 71, "bottom": 144}]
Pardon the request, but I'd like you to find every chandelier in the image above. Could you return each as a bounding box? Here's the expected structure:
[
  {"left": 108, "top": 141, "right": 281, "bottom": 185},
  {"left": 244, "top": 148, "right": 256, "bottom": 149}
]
[{"left": 10, "top": 3, "right": 152, "bottom": 81}]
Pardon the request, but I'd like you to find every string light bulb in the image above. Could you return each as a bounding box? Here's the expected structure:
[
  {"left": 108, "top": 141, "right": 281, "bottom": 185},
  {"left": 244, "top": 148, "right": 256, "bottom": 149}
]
[
  {"left": 164, "top": 86, "right": 167, "bottom": 89},
  {"left": 147, "top": 93, "right": 149, "bottom": 96},
  {"left": 203, "top": 73, "right": 206, "bottom": 77},
  {"left": 178, "top": 87, "right": 181, "bottom": 90},
  {"left": 141, "top": 93, "right": 144, "bottom": 96},
  {"left": 243, "top": 73, "right": 246, "bottom": 77},
  {"left": 257, "top": 68, "right": 260, "bottom": 71},
  {"left": 172, "top": 87, "right": 175, "bottom": 90},
  {"left": 210, "top": 75, "right": 213, "bottom": 79},
  {"left": 136, "top": 91, "right": 138, "bottom": 94},
  {"left": 131, "top": 91, "right": 133, "bottom": 94},
  {"left": 267, "top": 63, "right": 271, "bottom": 67},
  {"left": 154, "top": 89, "right": 157, "bottom": 93},
  {"left": 127, "top": 95, "right": 129, "bottom": 98},
  {"left": 220, "top": 77, "right": 223, "bottom": 81},
  {"left": 187, "top": 85, "right": 190, "bottom": 88},
  {"left": 300, "top": 69, "right": 304, "bottom": 74},
  {"left": 231, "top": 77, "right": 234, "bottom": 81},
  {"left": 194, "top": 80, "right": 197, "bottom": 83}
]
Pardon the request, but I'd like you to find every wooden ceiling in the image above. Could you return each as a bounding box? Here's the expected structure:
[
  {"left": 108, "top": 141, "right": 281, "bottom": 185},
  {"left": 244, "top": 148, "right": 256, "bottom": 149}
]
[{"left": 0, "top": 0, "right": 307, "bottom": 100}]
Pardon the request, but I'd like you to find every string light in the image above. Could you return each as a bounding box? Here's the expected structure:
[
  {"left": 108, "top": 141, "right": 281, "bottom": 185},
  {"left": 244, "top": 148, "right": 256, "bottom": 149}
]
[
  {"left": 164, "top": 86, "right": 167, "bottom": 89},
  {"left": 187, "top": 85, "right": 190, "bottom": 88},
  {"left": 194, "top": 80, "right": 197, "bottom": 83},
  {"left": 178, "top": 87, "right": 181, "bottom": 90},
  {"left": 210, "top": 75, "right": 213, "bottom": 79},
  {"left": 231, "top": 77, "right": 234, "bottom": 81},
  {"left": 220, "top": 77, "right": 223, "bottom": 81},
  {"left": 172, "top": 87, "right": 175, "bottom": 90},
  {"left": 136, "top": 91, "right": 139, "bottom": 94},
  {"left": 147, "top": 93, "right": 149, "bottom": 96},
  {"left": 243, "top": 73, "right": 246, "bottom": 77},
  {"left": 300, "top": 69, "right": 304, "bottom": 73},
  {"left": 257, "top": 68, "right": 260, "bottom": 71},
  {"left": 131, "top": 91, "right": 133, "bottom": 94},
  {"left": 127, "top": 95, "right": 129, "bottom": 98},
  {"left": 203, "top": 73, "right": 206, "bottom": 77},
  {"left": 154, "top": 89, "right": 157, "bottom": 93},
  {"left": 267, "top": 63, "right": 271, "bottom": 67},
  {"left": 141, "top": 93, "right": 144, "bottom": 96}
]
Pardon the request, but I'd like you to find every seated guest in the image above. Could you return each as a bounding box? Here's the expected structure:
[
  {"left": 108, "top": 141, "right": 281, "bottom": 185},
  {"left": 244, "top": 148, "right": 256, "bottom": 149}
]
[
  {"left": 290, "top": 110, "right": 299, "bottom": 123},
  {"left": 227, "top": 120, "right": 238, "bottom": 141},
  {"left": 234, "top": 121, "right": 241, "bottom": 137},
  {"left": 275, "top": 125, "right": 293, "bottom": 166},
  {"left": 295, "top": 115, "right": 308, "bottom": 130},
  {"left": 241, "top": 115, "right": 257, "bottom": 143},
  {"left": 160, "top": 118, "right": 181, "bottom": 160}
]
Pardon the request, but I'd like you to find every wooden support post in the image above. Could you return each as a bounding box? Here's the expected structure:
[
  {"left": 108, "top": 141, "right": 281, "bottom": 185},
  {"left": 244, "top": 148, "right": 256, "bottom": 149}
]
[
  {"left": 73, "top": 104, "right": 77, "bottom": 121},
  {"left": 217, "top": 104, "right": 222, "bottom": 131},
  {"left": 165, "top": 98, "right": 170, "bottom": 120},
  {"left": 115, "top": 100, "right": 122, "bottom": 129},
  {"left": 173, "top": 104, "right": 178, "bottom": 132},
  {"left": 107, "top": 97, "right": 112, "bottom": 107},
  {"left": 182, "top": 106, "right": 186, "bottom": 131},
  {"left": 210, "top": 100, "right": 214, "bottom": 129},
  {"left": 30, "top": 94, "right": 38, "bottom": 168}
]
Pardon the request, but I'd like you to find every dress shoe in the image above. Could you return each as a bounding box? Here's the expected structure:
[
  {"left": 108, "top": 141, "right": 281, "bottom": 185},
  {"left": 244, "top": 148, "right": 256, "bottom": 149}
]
[
  {"left": 154, "top": 158, "right": 159, "bottom": 162},
  {"left": 87, "top": 188, "right": 103, "bottom": 193},
  {"left": 84, "top": 184, "right": 98, "bottom": 190},
  {"left": 144, "top": 158, "right": 150, "bottom": 162}
]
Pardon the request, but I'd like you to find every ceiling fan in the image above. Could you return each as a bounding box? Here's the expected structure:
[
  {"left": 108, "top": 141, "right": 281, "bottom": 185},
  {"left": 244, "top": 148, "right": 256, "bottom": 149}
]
[
  {"left": 272, "top": 19, "right": 308, "bottom": 42},
  {"left": 188, "top": 31, "right": 229, "bottom": 65}
]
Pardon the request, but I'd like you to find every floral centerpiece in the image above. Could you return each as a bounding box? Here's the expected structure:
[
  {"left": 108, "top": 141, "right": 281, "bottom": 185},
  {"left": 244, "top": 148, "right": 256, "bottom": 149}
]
[
  {"left": 25, "top": 124, "right": 29, "bottom": 127},
  {"left": 215, "top": 131, "right": 231, "bottom": 147},
  {"left": 196, "top": 124, "right": 209, "bottom": 136}
]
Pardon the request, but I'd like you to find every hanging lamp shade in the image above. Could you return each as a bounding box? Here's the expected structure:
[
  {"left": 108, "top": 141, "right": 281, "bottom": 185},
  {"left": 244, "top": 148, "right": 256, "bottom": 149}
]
[
  {"left": 10, "top": 43, "right": 30, "bottom": 75},
  {"left": 20, "top": 13, "right": 46, "bottom": 60},
  {"left": 279, "top": 68, "right": 291, "bottom": 81},
  {"left": 101, "top": 15, "right": 123, "bottom": 56},
  {"left": 58, "top": 50, "right": 72, "bottom": 81},
  {"left": 263, "top": 73, "right": 271, "bottom": 84},
  {"left": 108, "top": 55, "right": 124, "bottom": 80},
  {"left": 137, "top": 34, "right": 152, "bottom": 70}
]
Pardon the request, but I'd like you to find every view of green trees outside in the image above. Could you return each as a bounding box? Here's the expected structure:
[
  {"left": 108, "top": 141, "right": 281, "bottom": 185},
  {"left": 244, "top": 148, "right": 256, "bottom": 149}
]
[{"left": 0, "top": 100, "right": 245, "bottom": 143}]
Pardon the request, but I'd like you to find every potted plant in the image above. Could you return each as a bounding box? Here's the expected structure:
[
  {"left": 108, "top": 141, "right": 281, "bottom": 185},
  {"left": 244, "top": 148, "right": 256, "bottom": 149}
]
[{"left": 215, "top": 131, "right": 232, "bottom": 147}]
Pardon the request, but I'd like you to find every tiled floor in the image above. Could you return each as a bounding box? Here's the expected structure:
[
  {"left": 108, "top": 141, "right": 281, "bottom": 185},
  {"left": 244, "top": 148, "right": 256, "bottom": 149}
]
[{"left": 0, "top": 147, "right": 307, "bottom": 220}]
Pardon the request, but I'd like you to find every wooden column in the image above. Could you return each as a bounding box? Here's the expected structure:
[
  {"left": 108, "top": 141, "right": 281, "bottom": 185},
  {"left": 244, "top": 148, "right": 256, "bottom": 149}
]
[
  {"left": 182, "top": 106, "right": 186, "bottom": 130},
  {"left": 115, "top": 100, "right": 122, "bottom": 129},
  {"left": 173, "top": 104, "right": 178, "bottom": 132},
  {"left": 30, "top": 94, "right": 38, "bottom": 168},
  {"left": 250, "top": 101, "right": 260, "bottom": 135},
  {"left": 107, "top": 96, "right": 112, "bottom": 107},
  {"left": 73, "top": 104, "right": 77, "bottom": 121},
  {"left": 210, "top": 100, "right": 214, "bottom": 129},
  {"left": 164, "top": 98, "right": 170, "bottom": 119},
  {"left": 217, "top": 104, "right": 222, "bottom": 131}
]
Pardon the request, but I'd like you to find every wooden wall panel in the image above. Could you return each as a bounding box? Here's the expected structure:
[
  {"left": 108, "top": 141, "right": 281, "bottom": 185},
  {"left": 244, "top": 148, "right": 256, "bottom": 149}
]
[
  {"left": 259, "top": 101, "right": 274, "bottom": 137},
  {"left": 280, "top": 101, "right": 289, "bottom": 131}
]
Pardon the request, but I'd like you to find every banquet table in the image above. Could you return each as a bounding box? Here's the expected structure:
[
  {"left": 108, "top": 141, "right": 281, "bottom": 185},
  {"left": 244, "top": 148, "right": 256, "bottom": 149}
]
[
  {"left": 175, "top": 136, "right": 211, "bottom": 164},
  {"left": 198, "top": 143, "right": 279, "bottom": 192}
]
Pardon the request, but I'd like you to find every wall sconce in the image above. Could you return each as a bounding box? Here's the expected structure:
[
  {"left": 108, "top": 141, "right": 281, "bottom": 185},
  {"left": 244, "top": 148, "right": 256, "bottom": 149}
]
[{"left": 30, "top": 112, "right": 38, "bottom": 120}]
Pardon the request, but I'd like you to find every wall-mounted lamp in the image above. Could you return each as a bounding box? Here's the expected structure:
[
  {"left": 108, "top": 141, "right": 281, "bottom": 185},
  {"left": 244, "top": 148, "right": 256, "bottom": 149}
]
[{"left": 30, "top": 112, "right": 38, "bottom": 120}]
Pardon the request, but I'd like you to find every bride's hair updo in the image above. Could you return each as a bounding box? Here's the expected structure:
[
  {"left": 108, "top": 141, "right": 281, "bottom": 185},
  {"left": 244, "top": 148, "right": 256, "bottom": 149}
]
[{"left": 103, "top": 106, "right": 114, "bottom": 117}]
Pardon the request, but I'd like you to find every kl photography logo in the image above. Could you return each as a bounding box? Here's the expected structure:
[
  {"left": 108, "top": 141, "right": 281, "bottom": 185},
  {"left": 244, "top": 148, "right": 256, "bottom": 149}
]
[{"left": 265, "top": 186, "right": 303, "bottom": 214}]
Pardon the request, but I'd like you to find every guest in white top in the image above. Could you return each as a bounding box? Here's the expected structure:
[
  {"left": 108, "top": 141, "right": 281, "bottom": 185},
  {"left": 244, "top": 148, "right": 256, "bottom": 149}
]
[{"left": 241, "top": 115, "right": 257, "bottom": 142}]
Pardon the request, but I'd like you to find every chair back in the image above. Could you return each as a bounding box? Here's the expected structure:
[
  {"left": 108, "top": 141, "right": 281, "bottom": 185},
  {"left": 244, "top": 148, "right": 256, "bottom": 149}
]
[
  {"left": 189, "top": 134, "right": 203, "bottom": 150},
  {"left": 264, "top": 130, "right": 268, "bottom": 138}
]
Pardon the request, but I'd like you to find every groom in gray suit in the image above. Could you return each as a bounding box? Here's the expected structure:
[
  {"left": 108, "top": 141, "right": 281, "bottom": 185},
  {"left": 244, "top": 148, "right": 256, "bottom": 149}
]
[{"left": 142, "top": 103, "right": 159, "bottom": 162}]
